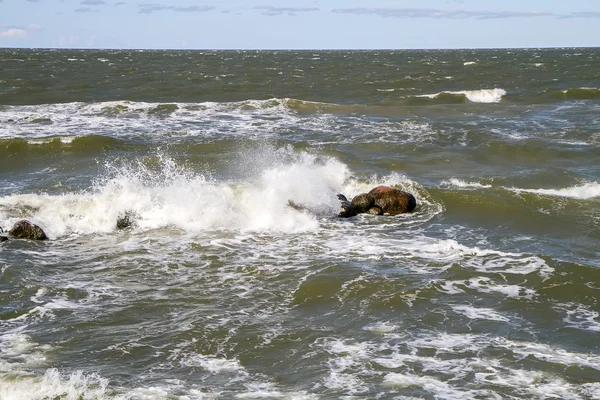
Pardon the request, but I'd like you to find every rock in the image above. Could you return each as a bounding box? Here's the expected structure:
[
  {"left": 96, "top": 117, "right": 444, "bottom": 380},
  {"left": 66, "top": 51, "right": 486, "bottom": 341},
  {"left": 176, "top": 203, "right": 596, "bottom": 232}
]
[
  {"left": 338, "top": 200, "right": 358, "bottom": 218},
  {"left": 338, "top": 186, "right": 416, "bottom": 218},
  {"left": 116, "top": 210, "right": 138, "bottom": 230},
  {"left": 368, "top": 186, "right": 416, "bottom": 215},
  {"left": 0, "top": 235, "right": 8, "bottom": 242},
  {"left": 8, "top": 220, "right": 48, "bottom": 240},
  {"left": 350, "top": 193, "right": 375, "bottom": 213}
]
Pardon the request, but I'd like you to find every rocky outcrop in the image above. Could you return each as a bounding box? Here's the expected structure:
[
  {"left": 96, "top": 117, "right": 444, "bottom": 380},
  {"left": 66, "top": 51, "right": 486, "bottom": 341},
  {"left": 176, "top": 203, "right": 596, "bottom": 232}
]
[
  {"left": 338, "top": 186, "right": 416, "bottom": 218},
  {"left": 8, "top": 220, "right": 48, "bottom": 240}
]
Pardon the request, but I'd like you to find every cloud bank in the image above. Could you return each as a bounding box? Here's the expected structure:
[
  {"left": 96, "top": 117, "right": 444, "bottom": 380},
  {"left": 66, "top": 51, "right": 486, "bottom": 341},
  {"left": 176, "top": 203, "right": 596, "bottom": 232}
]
[
  {"left": 331, "top": 8, "right": 554, "bottom": 20},
  {"left": 0, "top": 24, "right": 42, "bottom": 40},
  {"left": 138, "top": 4, "right": 214, "bottom": 14},
  {"left": 0, "top": 28, "right": 27, "bottom": 39}
]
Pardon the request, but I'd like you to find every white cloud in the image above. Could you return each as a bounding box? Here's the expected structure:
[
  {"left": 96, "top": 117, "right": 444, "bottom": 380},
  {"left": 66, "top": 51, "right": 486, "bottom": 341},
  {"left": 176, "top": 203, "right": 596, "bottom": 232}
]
[
  {"left": 75, "top": 7, "right": 99, "bottom": 12},
  {"left": 254, "top": 5, "right": 319, "bottom": 16},
  {"left": 0, "top": 28, "right": 27, "bottom": 39}
]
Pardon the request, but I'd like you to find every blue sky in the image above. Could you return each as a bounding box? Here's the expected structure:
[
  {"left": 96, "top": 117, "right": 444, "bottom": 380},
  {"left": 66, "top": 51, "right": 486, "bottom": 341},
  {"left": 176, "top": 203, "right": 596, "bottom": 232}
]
[{"left": 1, "top": 0, "right": 599, "bottom": 49}]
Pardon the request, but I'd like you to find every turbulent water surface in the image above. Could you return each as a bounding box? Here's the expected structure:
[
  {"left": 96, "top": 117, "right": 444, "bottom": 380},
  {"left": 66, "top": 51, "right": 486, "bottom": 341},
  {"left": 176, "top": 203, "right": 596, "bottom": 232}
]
[{"left": 1, "top": 48, "right": 600, "bottom": 399}]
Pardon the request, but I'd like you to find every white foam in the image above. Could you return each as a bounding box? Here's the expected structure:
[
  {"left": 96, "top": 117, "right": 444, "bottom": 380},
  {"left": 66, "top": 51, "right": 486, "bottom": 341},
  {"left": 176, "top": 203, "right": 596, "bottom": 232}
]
[
  {"left": 560, "top": 303, "right": 600, "bottom": 332},
  {"left": 180, "top": 353, "right": 246, "bottom": 373},
  {"left": 384, "top": 373, "right": 483, "bottom": 399},
  {"left": 419, "top": 88, "right": 506, "bottom": 103},
  {"left": 508, "top": 182, "right": 600, "bottom": 199},
  {"left": 463, "top": 61, "right": 477, "bottom": 66},
  {"left": 0, "top": 333, "right": 49, "bottom": 370},
  {"left": 363, "top": 321, "right": 397, "bottom": 334},
  {"left": 452, "top": 305, "right": 510, "bottom": 322},
  {"left": 236, "top": 383, "right": 317, "bottom": 399},
  {"left": 0, "top": 369, "right": 109, "bottom": 400},
  {"left": 437, "top": 277, "right": 535, "bottom": 299}
]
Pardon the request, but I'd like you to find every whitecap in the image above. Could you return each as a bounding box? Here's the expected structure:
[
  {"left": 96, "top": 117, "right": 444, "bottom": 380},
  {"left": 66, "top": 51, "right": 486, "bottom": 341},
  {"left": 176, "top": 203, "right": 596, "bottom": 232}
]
[
  {"left": 507, "top": 182, "right": 600, "bottom": 199},
  {"left": 441, "top": 178, "right": 492, "bottom": 189},
  {"left": 418, "top": 88, "right": 507, "bottom": 103},
  {"left": 452, "top": 305, "right": 510, "bottom": 322}
]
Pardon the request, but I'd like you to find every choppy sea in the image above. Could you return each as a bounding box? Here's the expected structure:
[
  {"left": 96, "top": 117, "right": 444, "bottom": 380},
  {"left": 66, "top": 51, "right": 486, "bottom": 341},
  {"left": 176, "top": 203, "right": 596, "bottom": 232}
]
[{"left": 1, "top": 48, "right": 600, "bottom": 399}]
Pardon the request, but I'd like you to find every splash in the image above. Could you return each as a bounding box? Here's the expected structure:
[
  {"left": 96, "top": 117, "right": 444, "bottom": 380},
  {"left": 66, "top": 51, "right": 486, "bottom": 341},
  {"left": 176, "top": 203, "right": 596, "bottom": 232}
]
[{"left": 0, "top": 147, "right": 355, "bottom": 237}]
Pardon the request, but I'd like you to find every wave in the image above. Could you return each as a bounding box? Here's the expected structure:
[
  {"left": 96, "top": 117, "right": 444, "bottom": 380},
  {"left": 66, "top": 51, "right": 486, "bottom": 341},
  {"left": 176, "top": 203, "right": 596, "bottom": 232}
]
[
  {"left": 508, "top": 182, "right": 600, "bottom": 200},
  {"left": 0, "top": 147, "right": 427, "bottom": 238},
  {"left": 559, "top": 87, "right": 600, "bottom": 100},
  {"left": 414, "top": 88, "right": 507, "bottom": 104},
  {"left": 441, "top": 178, "right": 492, "bottom": 189},
  {"left": 0, "top": 136, "right": 127, "bottom": 158},
  {"left": 441, "top": 178, "right": 600, "bottom": 201}
]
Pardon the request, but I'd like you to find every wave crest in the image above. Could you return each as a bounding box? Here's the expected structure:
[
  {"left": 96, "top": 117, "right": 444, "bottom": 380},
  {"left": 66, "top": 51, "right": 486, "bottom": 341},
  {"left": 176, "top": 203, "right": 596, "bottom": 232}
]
[{"left": 416, "top": 88, "right": 507, "bottom": 104}]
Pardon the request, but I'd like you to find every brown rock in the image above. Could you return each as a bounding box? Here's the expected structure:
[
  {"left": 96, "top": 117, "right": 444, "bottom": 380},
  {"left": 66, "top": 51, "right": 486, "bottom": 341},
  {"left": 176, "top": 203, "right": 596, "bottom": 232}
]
[{"left": 368, "top": 186, "right": 416, "bottom": 215}]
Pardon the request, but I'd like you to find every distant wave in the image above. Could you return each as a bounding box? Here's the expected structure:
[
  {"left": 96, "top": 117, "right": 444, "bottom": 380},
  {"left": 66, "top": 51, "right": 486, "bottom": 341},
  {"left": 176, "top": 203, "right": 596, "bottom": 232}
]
[
  {"left": 508, "top": 182, "right": 600, "bottom": 200},
  {"left": 559, "top": 87, "right": 600, "bottom": 100},
  {"left": 416, "top": 88, "right": 507, "bottom": 104},
  {"left": 441, "top": 178, "right": 492, "bottom": 189},
  {"left": 0, "top": 136, "right": 126, "bottom": 159},
  {"left": 442, "top": 179, "right": 600, "bottom": 200}
]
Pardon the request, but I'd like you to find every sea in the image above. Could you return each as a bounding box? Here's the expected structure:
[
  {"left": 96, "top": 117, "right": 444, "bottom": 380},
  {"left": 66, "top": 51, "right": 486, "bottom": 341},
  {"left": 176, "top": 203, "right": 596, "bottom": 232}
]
[{"left": 0, "top": 48, "right": 599, "bottom": 399}]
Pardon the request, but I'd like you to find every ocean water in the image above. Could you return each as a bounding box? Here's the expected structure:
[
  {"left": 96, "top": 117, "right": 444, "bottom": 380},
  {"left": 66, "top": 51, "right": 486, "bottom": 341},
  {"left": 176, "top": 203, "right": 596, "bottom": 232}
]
[{"left": 0, "top": 48, "right": 599, "bottom": 399}]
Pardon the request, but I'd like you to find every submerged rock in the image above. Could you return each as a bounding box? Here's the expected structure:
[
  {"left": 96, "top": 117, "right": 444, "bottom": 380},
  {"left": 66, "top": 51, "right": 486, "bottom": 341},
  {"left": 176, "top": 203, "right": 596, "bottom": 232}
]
[
  {"left": 8, "top": 220, "right": 48, "bottom": 240},
  {"left": 116, "top": 210, "right": 138, "bottom": 230}
]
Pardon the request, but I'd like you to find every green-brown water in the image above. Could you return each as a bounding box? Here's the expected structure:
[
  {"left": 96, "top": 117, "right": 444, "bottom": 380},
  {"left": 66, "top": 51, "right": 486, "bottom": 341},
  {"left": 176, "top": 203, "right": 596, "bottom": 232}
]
[{"left": 1, "top": 48, "right": 599, "bottom": 399}]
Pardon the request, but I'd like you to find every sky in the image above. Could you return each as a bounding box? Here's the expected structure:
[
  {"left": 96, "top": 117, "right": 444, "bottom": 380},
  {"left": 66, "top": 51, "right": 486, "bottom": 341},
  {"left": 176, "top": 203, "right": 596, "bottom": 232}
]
[{"left": 1, "top": 0, "right": 599, "bottom": 49}]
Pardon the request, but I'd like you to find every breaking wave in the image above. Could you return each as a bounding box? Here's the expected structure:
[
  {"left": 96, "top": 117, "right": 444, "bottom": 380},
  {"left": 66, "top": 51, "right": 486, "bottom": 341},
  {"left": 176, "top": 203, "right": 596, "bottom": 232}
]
[
  {"left": 415, "top": 88, "right": 507, "bottom": 104},
  {"left": 508, "top": 182, "right": 600, "bottom": 200}
]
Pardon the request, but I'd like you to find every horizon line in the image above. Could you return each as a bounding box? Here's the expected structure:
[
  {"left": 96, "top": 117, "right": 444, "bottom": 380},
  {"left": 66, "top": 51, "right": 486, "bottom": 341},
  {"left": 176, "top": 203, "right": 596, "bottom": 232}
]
[{"left": 1, "top": 45, "right": 599, "bottom": 52}]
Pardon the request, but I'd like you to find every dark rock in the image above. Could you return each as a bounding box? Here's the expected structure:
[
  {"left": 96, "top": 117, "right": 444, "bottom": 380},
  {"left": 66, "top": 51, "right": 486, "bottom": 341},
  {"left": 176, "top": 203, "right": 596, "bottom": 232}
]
[
  {"left": 116, "top": 211, "right": 138, "bottom": 230},
  {"left": 350, "top": 193, "right": 375, "bottom": 213},
  {"left": 8, "top": 220, "right": 48, "bottom": 240},
  {"left": 338, "top": 200, "right": 358, "bottom": 218},
  {"left": 0, "top": 235, "right": 8, "bottom": 242},
  {"left": 368, "top": 185, "right": 416, "bottom": 215}
]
